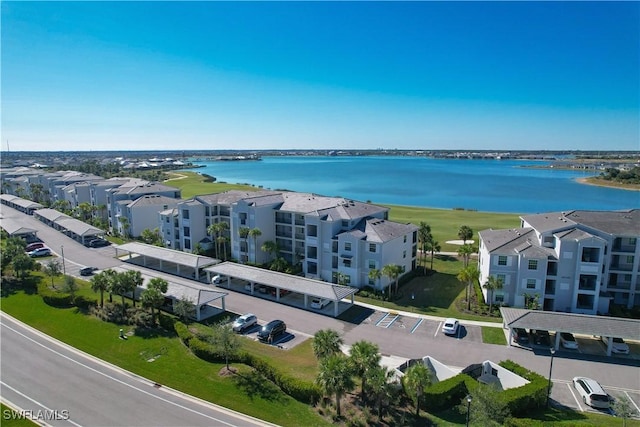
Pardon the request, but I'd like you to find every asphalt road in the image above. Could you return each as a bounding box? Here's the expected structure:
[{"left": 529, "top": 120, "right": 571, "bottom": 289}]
[
  {"left": 3, "top": 205, "right": 640, "bottom": 418},
  {"left": 0, "top": 313, "right": 274, "bottom": 427}
]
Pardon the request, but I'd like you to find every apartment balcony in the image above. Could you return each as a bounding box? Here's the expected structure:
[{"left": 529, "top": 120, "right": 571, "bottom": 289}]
[
  {"left": 275, "top": 213, "right": 292, "bottom": 224},
  {"left": 294, "top": 233, "right": 305, "bottom": 240},
  {"left": 545, "top": 280, "right": 556, "bottom": 295},
  {"left": 294, "top": 215, "right": 305, "bottom": 226},
  {"left": 546, "top": 263, "right": 558, "bottom": 276},
  {"left": 276, "top": 230, "right": 293, "bottom": 238},
  {"left": 610, "top": 263, "right": 634, "bottom": 272},
  {"left": 608, "top": 282, "right": 632, "bottom": 290}
]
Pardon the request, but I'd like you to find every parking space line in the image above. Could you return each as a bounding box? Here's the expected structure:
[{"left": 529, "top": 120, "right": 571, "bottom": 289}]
[
  {"left": 625, "top": 391, "right": 640, "bottom": 415},
  {"left": 410, "top": 318, "right": 423, "bottom": 334},
  {"left": 375, "top": 313, "right": 389, "bottom": 327},
  {"left": 567, "top": 382, "right": 584, "bottom": 411},
  {"left": 434, "top": 322, "right": 442, "bottom": 337}
]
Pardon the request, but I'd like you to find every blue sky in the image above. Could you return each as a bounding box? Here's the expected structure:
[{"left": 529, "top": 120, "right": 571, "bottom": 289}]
[{"left": 2, "top": 2, "right": 638, "bottom": 152}]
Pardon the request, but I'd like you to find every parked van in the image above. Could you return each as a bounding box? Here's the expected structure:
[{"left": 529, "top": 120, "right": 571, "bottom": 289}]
[{"left": 572, "top": 377, "right": 610, "bottom": 409}]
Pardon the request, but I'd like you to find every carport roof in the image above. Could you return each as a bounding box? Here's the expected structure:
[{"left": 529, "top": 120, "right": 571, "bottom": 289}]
[
  {"left": 0, "top": 218, "right": 37, "bottom": 236},
  {"left": 115, "top": 242, "right": 220, "bottom": 270},
  {"left": 55, "top": 217, "right": 103, "bottom": 237},
  {"left": 205, "top": 261, "right": 358, "bottom": 301},
  {"left": 501, "top": 307, "right": 640, "bottom": 340}
]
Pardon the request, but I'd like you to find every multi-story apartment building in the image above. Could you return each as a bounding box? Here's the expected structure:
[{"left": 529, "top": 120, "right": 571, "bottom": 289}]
[
  {"left": 115, "top": 194, "right": 180, "bottom": 238},
  {"left": 164, "top": 190, "right": 418, "bottom": 290},
  {"left": 478, "top": 209, "right": 640, "bottom": 315}
]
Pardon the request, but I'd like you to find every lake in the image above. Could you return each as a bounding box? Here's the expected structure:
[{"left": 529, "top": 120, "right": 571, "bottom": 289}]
[{"left": 183, "top": 156, "right": 639, "bottom": 214}]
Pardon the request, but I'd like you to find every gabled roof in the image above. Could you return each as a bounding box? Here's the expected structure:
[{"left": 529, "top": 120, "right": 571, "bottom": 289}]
[
  {"left": 555, "top": 228, "right": 599, "bottom": 241},
  {"left": 55, "top": 217, "right": 103, "bottom": 237},
  {"left": 115, "top": 242, "right": 219, "bottom": 270},
  {"left": 565, "top": 209, "right": 640, "bottom": 236},
  {"left": 197, "top": 190, "right": 278, "bottom": 206},
  {"left": 127, "top": 194, "right": 179, "bottom": 208},
  {"left": 520, "top": 211, "right": 577, "bottom": 233},
  {"left": 479, "top": 228, "right": 535, "bottom": 252},
  {"left": 343, "top": 218, "right": 417, "bottom": 243},
  {"left": 34, "top": 208, "right": 70, "bottom": 222}
]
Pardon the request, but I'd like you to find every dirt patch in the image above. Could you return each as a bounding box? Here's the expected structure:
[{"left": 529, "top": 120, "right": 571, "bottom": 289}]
[{"left": 218, "top": 366, "right": 238, "bottom": 377}]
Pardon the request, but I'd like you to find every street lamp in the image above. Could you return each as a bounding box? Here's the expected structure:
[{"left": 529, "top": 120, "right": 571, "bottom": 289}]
[
  {"left": 547, "top": 347, "right": 556, "bottom": 408},
  {"left": 466, "top": 395, "right": 472, "bottom": 427},
  {"left": 61, "top": 245, "right": 66, "bottom": 275}
]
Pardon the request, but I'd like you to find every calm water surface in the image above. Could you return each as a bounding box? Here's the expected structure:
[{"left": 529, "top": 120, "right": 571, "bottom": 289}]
[{"left": 184, "top": 156, "right": 639, "bottom": 214}]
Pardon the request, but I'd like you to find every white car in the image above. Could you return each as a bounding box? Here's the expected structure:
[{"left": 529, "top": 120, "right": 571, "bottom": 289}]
[
  {"left": 211, "top": 275, "right": 224, "bottom": 284},
  {"left": 600, "top": 336, "right": 630, "bottom": 354},
  {"left": 232, "top": 313, "right": 258, "bottom": 333},
  {"left": 442, "top": 318, "right": 459, "bottom": 335},
  {"left": 28, "top": 247, "right": 51, "bottom": 257},
  {"left": 560, "top": 332, "right": 578, "bottom": 349},
  {"left": 573, "top": 377, "right": 610, "bottom": 409},
  {"left": 310, "top": 298, "right": 330, "bottom": 309}
]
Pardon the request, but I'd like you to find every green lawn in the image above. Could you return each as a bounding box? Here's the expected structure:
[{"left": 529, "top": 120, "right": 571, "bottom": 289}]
[
  {"left": 355, "top": 256, "right": 503, "bottom": 323},
  {"left": 1, "top": 278, "right": 329, "bottom": 427},
  {"left": 0, "top": 403, "right": 38, "bottom": 427},
  {"left": 165, "top": 171, "right": 259, "bottom": 199},
  {"left": 482, "top": 326, "right": 508, "bottom": 345}
]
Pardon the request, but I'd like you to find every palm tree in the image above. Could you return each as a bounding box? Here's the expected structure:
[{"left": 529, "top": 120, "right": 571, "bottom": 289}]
[
  {"left": 217, "top": 221, "right": 229, "bottom": 259},
  {"left": 238, "top": 226, "right": 250, "bottom": 263},
  {"left": 425, "top": 238, "right": 441, "bottom": 271},
  {"left": 417, "top": 222, "right": 432, "bottom": 274},
  {"left": 316, "top": 354, "right": 355, "bottom": 418},
  {"left": 312, "top": 329, "right": 343, "bottom": 360},
  {"left": 457, "top": 264, "right": 480, "bottom": 311},
  {"left": 118, "top": 216, "right": 131, "bottom": 238},
  {"left": 367, "top": 365, "right": 395, "bottom": 420},
  {"left": 349, "top": 340, "right": 381, "bottom": 403},
  {"left": 248, "top": 227, "right": 262, "bottom": 263},
  {"left": 403, "top": 362, "right": 432, "bottom": 418},
  {"left": 261, "top": 240, "right": 279, "bottom": 263},
  {"left": 270, "top": 257, "right": 289, "bottom": 272},
  {"left": 483, "top": 275, "right": 504, "bottom": 314},
  {"left": 368, "top": 268, "right": 381, "bottom": 290},
  {"left": 457, "top": 243, "right": 474, "bottom": 268},
  {"left": 207, "top": 222, "right": 222, "bottom": 258},
  {"left": 382, "top": 264, "right": 403, "bottom": 297},
  {"left": 458, "top": 225, "right": 473, "bottom": 244},
  {"left": 110, "top": 272, "right": 129, "bottom": 317},
  {"left": 122, "top": 270, "right": 143, "bottom": 308},
  {"left": 145, "top": 277, "right": 168, "bottom": 323},
  {"left": 217, "top": 236, "right": 228, "bottom": 261},
  {"left": 90, "top": 271, "right": 112, "bottom": 307},
  {"left": 140, "top": 287, "right": 164, "bottom": 325}
]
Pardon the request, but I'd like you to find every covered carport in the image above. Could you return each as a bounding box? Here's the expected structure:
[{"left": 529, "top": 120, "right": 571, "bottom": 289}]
[
  {"left": 0, "top": 217, "right": 39, "bottom": 242},
  {"left": 115, "top": 242, "right": 220, "bottom": 282},
  {"left": 0, "top": 194, "right": 43, "bottom": 215},
  {"left": 55, "top": 217, "right": 104, "bottom": 245},
  {"left": 116, "top": 265, "right": 228, "bottom": 321},
  {"left": 501, "top": 307, "right": 640, "bottom": 356},
  {"left": 204, "top": 261, "right": 359, "bottom": 317}
]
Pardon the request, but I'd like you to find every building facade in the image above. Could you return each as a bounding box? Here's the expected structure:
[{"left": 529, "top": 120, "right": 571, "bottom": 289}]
[{"left": 478, "top": 210, "right": 640, "bottom": 315}]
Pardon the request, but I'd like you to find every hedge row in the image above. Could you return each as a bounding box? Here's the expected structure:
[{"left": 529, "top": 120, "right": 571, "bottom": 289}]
[
  {"left": 39, "top": 285, "right": 73, "bottom": 307},
  {"left": 173, "top": 321, "right": 321, "bottom": 404},
  {"left": 498, "top": 360, "right": 548, "bottom": 416},
  {"left": 423, "top": 373, "right": 476, "bottom": 411}
]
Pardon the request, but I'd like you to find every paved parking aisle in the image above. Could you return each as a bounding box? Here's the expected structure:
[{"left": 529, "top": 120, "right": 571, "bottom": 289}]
[{"left": 238, "top": 324, "right": 310, "bottom": 350}]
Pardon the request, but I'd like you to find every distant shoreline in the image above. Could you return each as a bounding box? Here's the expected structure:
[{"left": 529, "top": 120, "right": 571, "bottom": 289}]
[{"left": 575, "top": 177, "right": 640, "bottom": 192}]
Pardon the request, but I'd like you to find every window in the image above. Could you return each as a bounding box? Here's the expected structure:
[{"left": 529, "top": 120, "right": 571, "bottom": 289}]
[
  {"left": 528, "top": 260, "right": 538, "bottom": 270},
  {"left": 369, "top": 243, "right": 376, "bottom": 253},
  {"left": 183, "top": 226, "right": 190, "bottom": 237},
  {"left": 345, "top": 242, "right": 351, "bottom": 251},
  {"left": 404, "top": 235, "right": 407, "bottom": 243},
  {"left": 626, "top": 255, "right": 634, "bottom": 264},
  {"left": 495, "top": 294, "right": 504, "bottom": 303},
  {"left": 368, "top": 260, "right": 376, "bottom": 269},
  {"left": 182, "top": 209, "right": 189, "bottom": 219},
  {"left": 403, "top": 250, "right": 407, "bottom": 259},
  {"left": 342, "top": 220, "right": 349, "bottom": 228},
  {"left": 526, "top": 279, "right": 536, "bottom": 289},
  {"left": 497, "top": 274, "right": 506, "bottom": 284},
  {"left": 498, "top": 256, "right": 507, "bottom": 266},
  {"left": 184, "top": 239, "right": 191, "bottom": 250},
  {"left": 630, "top": 238, "right": 637, "bottom": 245},
  {"left": 344, "top": 259, "right": 351, "bottom": 268}
]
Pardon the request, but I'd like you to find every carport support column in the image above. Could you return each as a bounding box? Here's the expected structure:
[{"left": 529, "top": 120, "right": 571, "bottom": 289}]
[
  {"left": 553, "top": 332, "right": 560, "bottom": 351},
  {"left": 507, "top": 328, "right": 512, "bottom": 347},
  {"left": 605, "top": 337, "right": 613, "bottom": 357},
  {"left": 333, "top": 301, "right": 338, "bottom": 317},
  {"left": 221, "top": 296, "right": 225, "bottom": 311}
]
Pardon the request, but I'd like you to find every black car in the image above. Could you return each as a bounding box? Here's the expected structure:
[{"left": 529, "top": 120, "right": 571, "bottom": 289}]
[
  {"left": 531, "top": 329, "right": 551, "bottom": 346},
  {"left": 88, "top": 238, "right": 111, "bottom": 248},
  {"left": 257, "top": 320, "right": 286, "bottom": 343},
  {"left": 80, "top": 266, "right": 97, "bottom": 276},
  {"left": 512, "top": 328, "right": 529, "bottom": 344}
]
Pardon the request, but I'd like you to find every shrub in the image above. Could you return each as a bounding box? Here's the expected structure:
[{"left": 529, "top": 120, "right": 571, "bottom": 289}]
[
  {"left": 39, "top": 285, "right": 73, "bottom": 307},
  {"left": 423, "top": 374, "right": 476, "bottom": 411},
  {"left": 498, "top": 360, "right": 548, "bottom": 416}
]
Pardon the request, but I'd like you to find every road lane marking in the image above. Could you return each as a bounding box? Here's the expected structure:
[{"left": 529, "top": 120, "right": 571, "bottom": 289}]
[
  {"left": 1, "top": 322, "right": 255, "bottom": 427},
  {"left": 625, "top": 391, "right": 640, "bottom": 415},
  {"left": 2, "top": 381, "right": 82, "bottom": 427},
  {"left": 435, "top": 322, "right": 442, "bottom": 337}
]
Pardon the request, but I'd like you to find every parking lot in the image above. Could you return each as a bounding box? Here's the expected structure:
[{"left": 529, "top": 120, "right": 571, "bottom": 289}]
[
  {"left": 551, "top": 379, "right": 640, "bottom": 416},
  {"left": 231, "top": 320, "right": 311, "bottom": 350}
]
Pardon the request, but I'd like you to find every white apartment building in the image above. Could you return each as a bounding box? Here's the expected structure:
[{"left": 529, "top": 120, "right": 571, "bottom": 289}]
[
  {"left": 478, "top": 209, "right": 640, "bottom": 315},
  {"left": 164, "top": 190, "right": 418, "bottom": 290},
  {"left": 115, "top": 194, "right": 180, "bottom": 238}
]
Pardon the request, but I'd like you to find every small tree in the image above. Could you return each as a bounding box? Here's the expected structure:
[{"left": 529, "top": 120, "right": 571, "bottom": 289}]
[
  {"left": 209, "top": 322, "right": 241, "bottom": 371},
  {"left": 44, "top": 259, "right": 62, "bottom": 288},
  {"left": 483, "top": 275, "right": 504, "bottom": 314},
  {"left": 368, "top": 268, "right": 381, "bottom": 290},
  {"left": 248, "top": 227, "right": 262, "bottom": 263},
  {"left": 91, "top": 271, "right": 111, "bottom": 307},
  {"left": 461, "top": 383, "right": 510, "bottom": 426},
  {"left": 312, "top": 329, "right": 344, "bottom": 360},
  {"left": 457, "top": 264, "right": 480, "bottom": 311},
  {"left": 12, "top": 253, "right": 36, "bottom": 280},
  {"left": 382, "top": 264, "right": 403, "bottom": 297},
  {"left": 612, "top": 394, "right": 636, "bottom": 427},
  {"left": 403, "top": 363, "right": 432, "bottom": 418},
  {"left": 174, "top": 296, "right": 196, "bottom": 322},
  {"left": 417, "top": 222, "right": 432, "bottom": 274},
  {"left": 457, "top": 243, "right": 474, "bottom": 268},
  {"left": 62, "top": 275, "right": 79, "bottom": 302},
  {"left": 140, "top": 287, "right": 164, "bottom": 325},
  {"left": 366, "top": 365, "right": 396, "bottom": 420}
]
